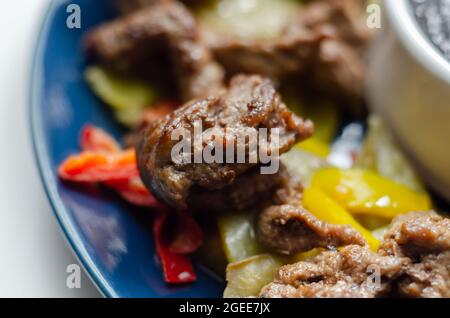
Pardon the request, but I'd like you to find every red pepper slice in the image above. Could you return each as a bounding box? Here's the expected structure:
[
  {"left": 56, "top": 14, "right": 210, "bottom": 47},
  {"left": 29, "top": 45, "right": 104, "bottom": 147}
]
[
  {"left": 59, "top": 124, "right": 199, "bottom": 284},
  {"left": 105, "top": 176, "right": 160, "bottom": 208},
  {"left": 153, "top": 214, "right": 197, "bottom": 284},
  {"left": 58, "top": 149, "right": 139, "bottom": 183},
  {"left": 59, "top": 126, "right": 162, "bottom": 207},
  {"left": 80, "top": 124, "right": 121, "bottom": 153},
  {"left": 168, "top": 211, "right": 203, "bottom": 255}
]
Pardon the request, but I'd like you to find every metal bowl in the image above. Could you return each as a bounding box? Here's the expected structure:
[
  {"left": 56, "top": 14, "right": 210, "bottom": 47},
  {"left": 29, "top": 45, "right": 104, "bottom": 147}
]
[{"left": 368, "top": 0, "right": 450, "bottom": 201}]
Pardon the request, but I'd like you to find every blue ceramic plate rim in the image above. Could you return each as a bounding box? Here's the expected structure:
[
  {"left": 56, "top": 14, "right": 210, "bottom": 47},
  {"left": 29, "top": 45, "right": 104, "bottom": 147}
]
[{"left": 30, "top": 0, "right": 111, "bottom": 298}]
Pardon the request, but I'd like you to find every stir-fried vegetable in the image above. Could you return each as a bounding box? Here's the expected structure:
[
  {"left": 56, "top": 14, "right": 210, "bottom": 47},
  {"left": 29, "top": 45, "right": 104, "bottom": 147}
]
[
  {"left": 153, "top": 210, "right": 204, "bottom": 284},
  {"left": 311, "top": 168, "right": 432, "bottom": 219},
  {"left": 58, "top": 149, "right": 138, "bottom": 183},
  {"left": 105, "top": 177, "right": 160, "bottom": 207},
  {"left": 223, "top": 254, "right": 286, "bottom": 298},
  {"left": 167, "top": 211, "right": 204, "bottom": 255},
  {"left": 153, "top": 213, "right": 197, "bottom": 284},
  {"left": 196, "top": 0, "right": 300, "bottom": 40},
  {"left": 303, "top": 187, "right": 380, "bottom": 250},
  {"left": 85, "top": 66, "right": 157, "bottom": 127},
  {"left": 59, "top": 125, "right": 159, "bottom": 207},
  {"left": 80, "top": 124, "right": 121, "bottom": 153},
  {"left": 356, "top": 115, "right": 424, "bottom": 192},
  {"left": 218, "top": 211, "right": 265, "bottom": 263}
]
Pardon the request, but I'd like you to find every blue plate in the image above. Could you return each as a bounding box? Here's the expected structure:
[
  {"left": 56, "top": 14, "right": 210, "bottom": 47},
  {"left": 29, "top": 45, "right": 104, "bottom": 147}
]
[{"left": 30, "top": 0, "right": 223, "bottom": 298}]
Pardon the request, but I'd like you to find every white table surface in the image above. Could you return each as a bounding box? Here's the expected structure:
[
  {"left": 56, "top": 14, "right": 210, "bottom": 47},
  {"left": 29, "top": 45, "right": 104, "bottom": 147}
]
[{"left": 0, "top": 0, "right": 100, "bottom": 297}]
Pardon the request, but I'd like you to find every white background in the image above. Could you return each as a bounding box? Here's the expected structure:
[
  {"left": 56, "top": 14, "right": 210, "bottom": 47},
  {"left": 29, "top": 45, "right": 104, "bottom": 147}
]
[{"left": 0, "top": 0, "right": 100, "bottom": 297}]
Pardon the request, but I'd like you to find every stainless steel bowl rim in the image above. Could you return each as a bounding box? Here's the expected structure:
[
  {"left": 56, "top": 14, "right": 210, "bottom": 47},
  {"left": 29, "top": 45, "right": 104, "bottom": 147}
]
[{"left": 385, "top": 0, "right": 450, "bottom": 86}]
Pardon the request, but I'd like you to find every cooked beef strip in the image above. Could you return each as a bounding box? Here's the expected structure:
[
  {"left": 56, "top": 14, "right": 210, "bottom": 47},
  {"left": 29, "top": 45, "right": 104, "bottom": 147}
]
[
  {"left": 379, "top": 212, "right": 450, "bottom": 298},
  {"left": 283, "top": 0, "right": 370, "bottom": 51},
  {"left": 260, "top": 245, "right": 407, "bottom": 298},
  {"left": 311, "top": 39, "right": 365, "bottom": 108},
  {"left": 207, "top": 30, "right": 325, "bottom": 80},
  {"left": 209, "top": 0, "right": 370, "bottom": 113},
  {"left": 257, "top": 204, "right": 366, "bottom": 254},
  {"left": 256, "top": 172, "right": 366, "bottom": 254},
  {"left": 379, "top": 211, "right": 450, "bottom": 259},
  {"left": 396, "top": 251, "right": 450, "bottom": 298},
  {"left": 85, "top": 1, "right": 225, "bottom": 101},
  {"left": 137, "top": 74, "right": 313, "bottom": 209},
  {"left": 259, "top": 212, "right": 450, "bottom": 298}
]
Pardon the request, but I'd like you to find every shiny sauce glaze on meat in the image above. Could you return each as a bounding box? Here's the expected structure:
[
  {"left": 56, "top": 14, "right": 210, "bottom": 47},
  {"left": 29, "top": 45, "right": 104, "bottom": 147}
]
[{"left": 137, "top": 74, "right": 313, "bottom": 210}]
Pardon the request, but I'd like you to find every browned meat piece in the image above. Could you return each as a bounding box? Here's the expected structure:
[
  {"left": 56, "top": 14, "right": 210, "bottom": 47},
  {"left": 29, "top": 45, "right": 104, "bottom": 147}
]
[
  {"left": 210, "top": 0, "right": 370, "bottom": 112},
  {"left": 283, "top": 0, "right": 370, "bottom": 51},
  {"left": 187, "top": 165, "right": 291, "bottom": 214},
  {"left": 266, "top": 165, "right": 306, "bottom": 208},
  {"left": 85, "top": 2, "right": 193, "bottom": 66},
  {"left": 260, "top": 212, "right": 450, "bottom": 298},
  {"left": 85, "top": 1, "right": 225, "bottom": 101},
  {"left": 209, "top": 32, "right": 324, "bottom": 80},
  {"left": 379, "top": 211, "right": 450, "bottom": 259},
  {"left": 397, "top": 251, "right": 450, "bottom": 298},
  {"left": 190, "top": 150, "right": 304, "bottom": 215},
  {"left": 256, "top": 169, "right": 365, "bottom": 254},
  {"left": 260, "top": 245, "right": 407, "bottom": 298},
  {"left": 281, "top": 0, "right": 371, "bottom": 105},
  {"left": 188, "top": 160, "right": 303, "bottom": 214},
  {"left": 137, "top": 74, "right": 313, "bottom": 209},
  {"left": 379, "top": 212, "right": 450, "bottom": 298},
  {"left": 257, "top": 204, "right": 366, "bottom": 254},
  {"left": 311, "top": 39, "right": 366, "bottom": 109}
]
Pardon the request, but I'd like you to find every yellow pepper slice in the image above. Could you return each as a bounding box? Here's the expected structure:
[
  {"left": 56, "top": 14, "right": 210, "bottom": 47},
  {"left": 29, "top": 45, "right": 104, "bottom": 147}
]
[
  {"left": 303, "top": 187, "right": 380, "bottom": 251},
  {"left": 311, "top": 168, "right": 431, "bottom": 219}
]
